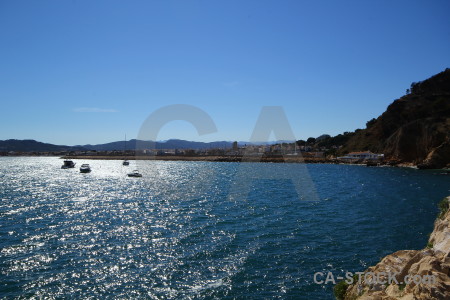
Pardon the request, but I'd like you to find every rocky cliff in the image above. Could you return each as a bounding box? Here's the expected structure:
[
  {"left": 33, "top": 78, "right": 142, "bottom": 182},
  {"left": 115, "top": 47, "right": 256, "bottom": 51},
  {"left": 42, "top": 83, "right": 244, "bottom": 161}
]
[
  {"left": 340, "top": 69, "right": 450, "bottom": 168},
  {"left": 340, "top": 196, "right": 450, "bottom": 300}
]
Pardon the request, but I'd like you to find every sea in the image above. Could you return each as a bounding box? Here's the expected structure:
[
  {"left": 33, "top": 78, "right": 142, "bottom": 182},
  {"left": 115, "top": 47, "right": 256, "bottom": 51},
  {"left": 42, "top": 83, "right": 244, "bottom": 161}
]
[{"left": 1, "top": 157, "right": 449, "bottom": 299}]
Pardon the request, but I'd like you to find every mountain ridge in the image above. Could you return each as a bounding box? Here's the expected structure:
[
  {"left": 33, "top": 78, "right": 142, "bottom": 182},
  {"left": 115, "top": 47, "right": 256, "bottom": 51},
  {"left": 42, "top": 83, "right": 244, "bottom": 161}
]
[
  {"left": 0, "top": 138, "right": 299, "bottom": 153},
  {"left": 0, "top": 139, "right": 87, "bottom": 152},
  {"left": 0, "top": 139, "right": 235, "bottom": 152}
]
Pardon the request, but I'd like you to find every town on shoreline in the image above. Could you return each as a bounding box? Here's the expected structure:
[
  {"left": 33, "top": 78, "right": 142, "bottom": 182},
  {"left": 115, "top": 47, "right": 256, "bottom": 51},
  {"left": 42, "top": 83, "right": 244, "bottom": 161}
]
[{"left": 1, "top": 140, "right": 390, "bottom": 165}]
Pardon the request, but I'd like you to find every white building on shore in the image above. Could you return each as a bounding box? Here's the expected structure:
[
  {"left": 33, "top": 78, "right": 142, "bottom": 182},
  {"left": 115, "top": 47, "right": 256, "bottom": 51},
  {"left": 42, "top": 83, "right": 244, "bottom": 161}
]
[{"left": 337, "top": 151, "right": 384, "bottom": 162}]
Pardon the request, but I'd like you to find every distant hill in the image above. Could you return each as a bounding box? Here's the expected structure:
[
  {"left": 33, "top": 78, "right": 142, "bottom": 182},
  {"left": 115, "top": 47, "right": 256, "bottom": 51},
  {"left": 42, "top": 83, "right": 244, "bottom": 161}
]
[
  {"left": 0, "top": 138, "right": 291, "bottom": 153},
  {"left": 0, "top": 139, "right": 87, "bottom": 152},
  {"left": 79, "top": 139, "right": 234, "bottom": 151},
  {"left": 338, "top": 68, "right": 450, "bottom": 168},
  {"left": 79, "top": 139, "right": 296, "bottom": 151},
  {"left": 0, "top": 139, "right": 234, "bottom": 152}
]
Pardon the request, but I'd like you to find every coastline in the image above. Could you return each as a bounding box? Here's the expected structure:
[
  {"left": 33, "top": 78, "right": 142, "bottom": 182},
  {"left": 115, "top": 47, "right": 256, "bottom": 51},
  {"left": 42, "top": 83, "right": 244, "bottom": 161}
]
[
  {"left": 59, "top": 156, "right": 449, "bottom": 169},
  {"left": 3, "top": 155, "right": 448, "bottom": 170},
  {"left": 337, "top": 196, "right": 450, "bottom": 300},
  {"left": 0, "top": 154, "right": 441, "bottom": 169},
  {"left": 60, "top": 155, "right": 330, "bottom": 164}
]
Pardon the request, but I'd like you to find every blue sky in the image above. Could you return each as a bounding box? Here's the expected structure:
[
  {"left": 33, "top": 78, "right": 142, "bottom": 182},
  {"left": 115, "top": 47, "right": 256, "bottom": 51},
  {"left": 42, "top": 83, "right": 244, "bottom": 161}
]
[{"left": 1, "top": 0, "right": 449, "bottom": 145}]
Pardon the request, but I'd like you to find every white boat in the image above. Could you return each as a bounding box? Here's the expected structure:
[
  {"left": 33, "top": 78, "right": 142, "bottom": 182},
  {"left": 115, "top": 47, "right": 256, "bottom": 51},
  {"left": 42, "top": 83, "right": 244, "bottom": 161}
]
[
  {"left": 61, "top": 160, "right": 76, "bottom": 169},
  {"left": 123, "top": 160, "right": 130, "bottom": 166},
  {"left": 127, "top": 170, "right": 142, "bottom": 177},
  {"left": 80, "top": 164, "right": 91, "bottom": 173}
]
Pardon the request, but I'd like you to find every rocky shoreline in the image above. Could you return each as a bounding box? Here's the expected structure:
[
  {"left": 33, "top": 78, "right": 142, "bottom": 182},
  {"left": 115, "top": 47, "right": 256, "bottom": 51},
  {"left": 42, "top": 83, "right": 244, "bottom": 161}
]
[{"left": 337, "top": 196, "right": 450, "bottom": 300}]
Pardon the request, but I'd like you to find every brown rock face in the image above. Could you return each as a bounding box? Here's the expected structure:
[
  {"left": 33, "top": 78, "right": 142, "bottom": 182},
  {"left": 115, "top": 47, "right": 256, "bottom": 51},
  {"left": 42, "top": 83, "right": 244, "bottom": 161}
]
[
  {"left": 418, "top": 139, "right": 450, "bottom": 169},
  {"left": 343, "top": 196, "right": 450, "bottom": 300},
  {"left": 340, "top": 69, "right": 450, "bottom": 168}
]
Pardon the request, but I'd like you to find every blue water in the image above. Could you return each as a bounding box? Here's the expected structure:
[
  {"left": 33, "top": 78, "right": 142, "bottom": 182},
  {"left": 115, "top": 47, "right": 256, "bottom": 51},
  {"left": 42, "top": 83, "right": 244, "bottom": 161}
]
[{"left": 0, "top": 158, "right": 449, "bottom": 299}]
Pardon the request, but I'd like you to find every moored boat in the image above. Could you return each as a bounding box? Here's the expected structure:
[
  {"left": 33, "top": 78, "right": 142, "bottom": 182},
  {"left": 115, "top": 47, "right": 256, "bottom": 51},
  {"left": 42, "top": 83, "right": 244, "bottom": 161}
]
[
  {"left": 61, "top": 160, "right": 76, "bottom": 169},
  {"left": 127, "top": 170, "right": 142, "bottom": 177},
  {"left": 80, "top": 164, "right": 91, "bottom": 173}
]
